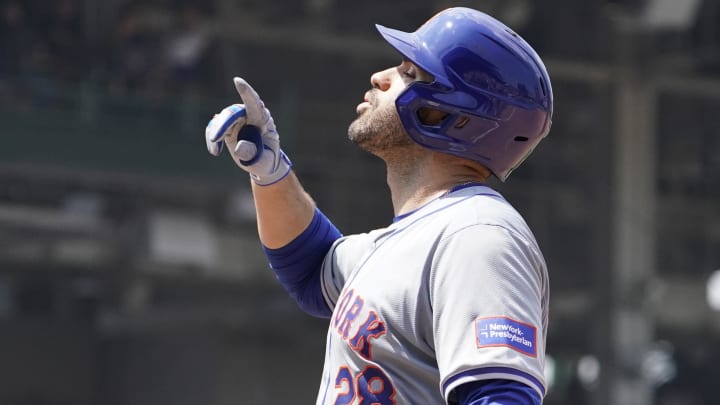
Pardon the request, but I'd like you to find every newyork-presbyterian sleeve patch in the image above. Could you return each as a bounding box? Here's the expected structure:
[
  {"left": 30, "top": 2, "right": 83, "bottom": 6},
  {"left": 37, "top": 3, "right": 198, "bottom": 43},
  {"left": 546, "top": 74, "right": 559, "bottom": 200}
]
[{"left": 475, "top": 316, "right": 537, "bottom": 357}]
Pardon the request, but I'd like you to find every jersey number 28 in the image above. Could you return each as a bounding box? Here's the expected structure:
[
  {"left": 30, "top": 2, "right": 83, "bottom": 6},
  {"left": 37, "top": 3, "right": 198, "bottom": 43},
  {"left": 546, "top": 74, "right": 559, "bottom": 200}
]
[{"left": 334, "top": 365, "right": 395, "bottom": 405}]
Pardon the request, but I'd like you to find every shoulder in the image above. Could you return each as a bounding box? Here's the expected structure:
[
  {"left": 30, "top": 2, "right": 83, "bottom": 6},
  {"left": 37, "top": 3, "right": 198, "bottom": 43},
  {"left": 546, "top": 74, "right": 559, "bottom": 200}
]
[
  {"left": 426, "top": 186, "right": 547, "bottom": 277},
  {"left": 435, "top": 185, "right": 537, "bottom": 247}
]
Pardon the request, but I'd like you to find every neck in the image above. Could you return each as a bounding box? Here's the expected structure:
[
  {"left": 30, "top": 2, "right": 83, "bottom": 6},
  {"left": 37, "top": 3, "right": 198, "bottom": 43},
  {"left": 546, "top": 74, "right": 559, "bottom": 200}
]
[{"left": 383, "top": 147, "right": 490, "bottom": 216}]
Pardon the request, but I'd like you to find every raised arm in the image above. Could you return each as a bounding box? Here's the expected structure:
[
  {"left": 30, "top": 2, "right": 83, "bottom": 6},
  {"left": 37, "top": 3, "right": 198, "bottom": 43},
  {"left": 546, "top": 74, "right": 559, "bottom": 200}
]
[
  {"left": 205, "top": 77, "right": 341, "bottom": 317},
  {"left": 205, "top": 77, "right": 315, "bottom": 246}
]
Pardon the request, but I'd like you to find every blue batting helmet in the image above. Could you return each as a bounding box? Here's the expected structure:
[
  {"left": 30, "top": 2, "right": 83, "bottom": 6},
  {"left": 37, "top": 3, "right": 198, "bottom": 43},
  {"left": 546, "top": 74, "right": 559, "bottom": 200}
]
[{"left": 376, "top": 7, "right": 553, "bottom": 181}]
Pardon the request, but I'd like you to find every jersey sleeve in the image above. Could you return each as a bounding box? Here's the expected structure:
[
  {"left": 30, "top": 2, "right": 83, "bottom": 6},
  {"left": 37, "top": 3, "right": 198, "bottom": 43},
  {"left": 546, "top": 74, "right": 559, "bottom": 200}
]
[
  {"left": 319, "top": 232, "right": 376, "bottom": 311},
  {"left": 430, "top": 224, "right": 549, "bottom": 401}
]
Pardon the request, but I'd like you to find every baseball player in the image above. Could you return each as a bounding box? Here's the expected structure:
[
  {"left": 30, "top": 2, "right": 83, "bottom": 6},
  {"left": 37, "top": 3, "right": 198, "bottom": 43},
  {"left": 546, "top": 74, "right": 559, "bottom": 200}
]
[{"left": 205, "top": 7, "right": 552, "bottom": 405}]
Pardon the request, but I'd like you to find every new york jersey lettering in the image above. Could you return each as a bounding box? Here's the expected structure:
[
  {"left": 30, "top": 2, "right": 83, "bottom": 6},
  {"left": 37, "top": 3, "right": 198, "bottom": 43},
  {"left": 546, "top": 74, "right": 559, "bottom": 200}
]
[{"left": 335, "top": 290, "right": 387, "bottom": 360}]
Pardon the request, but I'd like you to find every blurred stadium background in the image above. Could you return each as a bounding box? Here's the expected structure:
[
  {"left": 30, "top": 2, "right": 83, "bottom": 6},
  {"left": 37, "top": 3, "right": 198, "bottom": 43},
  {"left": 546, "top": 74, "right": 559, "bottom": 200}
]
[{"left": 0, "top": 0, "right": 719, "bottom": 404}]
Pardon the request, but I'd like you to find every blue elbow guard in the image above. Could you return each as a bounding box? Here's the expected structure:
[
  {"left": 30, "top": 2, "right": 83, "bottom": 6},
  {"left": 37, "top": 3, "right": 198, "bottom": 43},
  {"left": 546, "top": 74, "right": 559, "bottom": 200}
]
[{"left": 263, "top": 208, "right": 342, "bottom": 318}]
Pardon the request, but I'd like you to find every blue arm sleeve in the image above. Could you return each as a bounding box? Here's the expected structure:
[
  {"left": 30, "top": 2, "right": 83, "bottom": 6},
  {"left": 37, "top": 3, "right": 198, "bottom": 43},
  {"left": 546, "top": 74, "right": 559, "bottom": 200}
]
[
  {"left": 456, "top": 379, "right": 541, "bottom": 405},
  {"left": 262, "top": 208, "right": 342, "bottom": 318}
]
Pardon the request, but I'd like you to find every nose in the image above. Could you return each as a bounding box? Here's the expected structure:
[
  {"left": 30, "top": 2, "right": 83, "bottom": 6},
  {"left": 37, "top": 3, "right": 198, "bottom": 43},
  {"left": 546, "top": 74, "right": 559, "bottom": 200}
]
[{"left": 370, "top": 67, "right": 393, "bottom": 91}]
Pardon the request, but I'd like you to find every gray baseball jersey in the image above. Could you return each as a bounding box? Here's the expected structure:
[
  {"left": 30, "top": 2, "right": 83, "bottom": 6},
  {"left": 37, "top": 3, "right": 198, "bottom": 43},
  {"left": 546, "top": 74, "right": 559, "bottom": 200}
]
[{"left": 317, "top": 184, "right": 549, "bottom": 404}]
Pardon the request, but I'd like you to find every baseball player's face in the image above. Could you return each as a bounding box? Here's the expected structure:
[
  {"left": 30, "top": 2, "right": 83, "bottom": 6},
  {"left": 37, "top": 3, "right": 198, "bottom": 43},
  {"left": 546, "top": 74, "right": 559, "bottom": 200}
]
[{"left": 348, "top": 60, "right": 429, "bottom": 154}]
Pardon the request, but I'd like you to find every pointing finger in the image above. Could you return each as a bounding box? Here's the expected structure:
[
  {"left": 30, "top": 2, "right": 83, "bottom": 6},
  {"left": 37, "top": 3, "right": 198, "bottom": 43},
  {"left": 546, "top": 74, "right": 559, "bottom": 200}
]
[{"left": 233, "top": 77, "right": 266, "bottom": 123}]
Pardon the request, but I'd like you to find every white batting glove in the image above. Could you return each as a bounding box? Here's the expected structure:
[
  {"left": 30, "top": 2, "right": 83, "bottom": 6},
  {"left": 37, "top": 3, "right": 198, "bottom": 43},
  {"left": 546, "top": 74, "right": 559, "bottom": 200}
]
[{"left": 205, "top": 77, "right": 292, "bottom": 186}]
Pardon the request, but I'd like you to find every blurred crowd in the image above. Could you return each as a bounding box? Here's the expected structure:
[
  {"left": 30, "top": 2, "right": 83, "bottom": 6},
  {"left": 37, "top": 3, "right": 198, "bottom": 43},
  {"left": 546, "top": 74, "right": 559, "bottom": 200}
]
[{"left": 0, "top": 0, "right": 218, "bottom": 110}]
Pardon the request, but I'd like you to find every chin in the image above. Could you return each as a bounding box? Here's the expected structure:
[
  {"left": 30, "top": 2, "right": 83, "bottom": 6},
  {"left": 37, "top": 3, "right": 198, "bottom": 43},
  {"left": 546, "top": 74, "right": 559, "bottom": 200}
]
[
  {"left": 348, "top": 101, "right": 410, "bottom": 150},
  {"left": 348, "top": 113, "right": 372, "bottom": 143}
]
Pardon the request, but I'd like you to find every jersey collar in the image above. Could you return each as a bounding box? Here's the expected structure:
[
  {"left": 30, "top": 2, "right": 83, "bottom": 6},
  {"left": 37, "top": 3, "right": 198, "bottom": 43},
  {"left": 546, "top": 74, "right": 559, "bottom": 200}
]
[{"left": 392, "top": 183, "right": 502, "bottom": 223}]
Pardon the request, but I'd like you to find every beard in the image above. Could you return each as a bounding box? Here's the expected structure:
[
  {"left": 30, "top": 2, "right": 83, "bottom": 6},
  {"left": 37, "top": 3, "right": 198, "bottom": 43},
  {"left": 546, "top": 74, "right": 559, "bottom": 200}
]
[{"left": 348, "top": 97, "right": 414, "bottom": 155}]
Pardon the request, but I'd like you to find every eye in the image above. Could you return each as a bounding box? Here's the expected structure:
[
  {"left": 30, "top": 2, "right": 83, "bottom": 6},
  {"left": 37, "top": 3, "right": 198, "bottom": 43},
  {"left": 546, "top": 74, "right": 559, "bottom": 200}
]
[{"left": 403, "top": 67, "right": 417, "bottom": 79}]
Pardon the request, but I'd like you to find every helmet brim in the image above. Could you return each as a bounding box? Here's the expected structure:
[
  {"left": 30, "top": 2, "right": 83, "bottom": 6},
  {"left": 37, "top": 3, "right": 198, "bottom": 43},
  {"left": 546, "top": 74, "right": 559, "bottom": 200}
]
[{"left": 375, "top": 24, "right": 450, "bottom": 88}]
